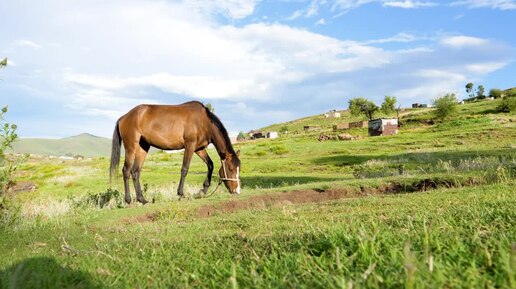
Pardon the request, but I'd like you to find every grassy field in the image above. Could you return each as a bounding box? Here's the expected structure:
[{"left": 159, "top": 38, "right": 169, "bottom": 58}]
[{"left": 1, "top": 98, "right": 515, "bottom": 288}]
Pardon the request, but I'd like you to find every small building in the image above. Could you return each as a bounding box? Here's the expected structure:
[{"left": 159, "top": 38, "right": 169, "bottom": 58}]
[
  {"left": 349, "top": 121, "right": 368, "bottom": 128},
  {"left": 333, "top": 123, "right": 349, "bottom": 131},
  {"left": 324, "top": 109, "right": 341, "bottom": 118},
  {"left": 412, "top": 103, "right": 428, "bottom": 108},
  {"left": 266, "top": 132, "right": 278, "bottom": 139},
  {"left": 250, "top": 131, "right": 265, "bottom": 139},
  {"left": 303, "top": 126, "right": 319, "bottom": 132},
  {"left": 368, "top": 118, "right": 398, "bottom": 136}
]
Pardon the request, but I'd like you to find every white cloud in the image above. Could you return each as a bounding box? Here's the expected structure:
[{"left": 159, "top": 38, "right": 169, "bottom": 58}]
[
  {"left": 451, "top": 0, "right": 516, "bottom": 10},
  {"left": 184, "top": 0, "right": 261, "bottom": 19},
  {"left": 383, "top": 1, "right": 438, "bottom": 8},
  {"left": 440, "top": 36, "right": 490, "bottom": 48},
  {"left": 13, "top": 40, "right": 41, "bottom": 49},
  {"left": 466, "top": 62, "right": 508, "bottom": 73},
  {"left": 362, "top": 32, "right": 419, "bottom": 44},
  {"left": 0, "top": 0, "right": 513, "bottom": 137},
  {"left": 315, "top": 18, "right": 327, "bottom": 25}
]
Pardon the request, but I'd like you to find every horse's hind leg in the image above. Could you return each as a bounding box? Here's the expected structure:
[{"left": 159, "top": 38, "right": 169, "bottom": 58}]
[
  {"left": 132, "top": 140, "right": 150, "bottom": 204},
  {"left": 196, "top": 149, "right": 213, "bottom": 196},
  {"left": 122, "top": 148, "right": 136, "bottom": 204},
  {"left": 177, "top": 146, "right": 194, "bottom": 199}
]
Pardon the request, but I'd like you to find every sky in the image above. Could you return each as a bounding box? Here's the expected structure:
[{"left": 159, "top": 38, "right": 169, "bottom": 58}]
[{"left": 1, "top": 0, "right": 515, "bottom": 138}]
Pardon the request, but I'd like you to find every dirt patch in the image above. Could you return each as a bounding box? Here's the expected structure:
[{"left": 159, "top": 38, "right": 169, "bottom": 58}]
[
  {"left": 198, "top": 187, "right": 365, "bottom": 218},
  {"left": 197, "top": 177, "right": 480, "bottom": 218},
  {"left": 121, "top": 212, "right": 159, "bottom": 224},
  {"left": 10, "top": 181, "right": 37, "bottom": 193}
]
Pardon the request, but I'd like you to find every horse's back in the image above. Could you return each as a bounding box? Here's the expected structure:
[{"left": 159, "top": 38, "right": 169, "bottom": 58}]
[{"left": 118, "top": 102, "right": 210, "bottom": 150}]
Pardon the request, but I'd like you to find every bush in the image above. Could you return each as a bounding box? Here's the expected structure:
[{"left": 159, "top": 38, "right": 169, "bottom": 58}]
[
  {"left": 433, "top": 93, "right": 458, "bottom": 120},
  {"left": 0, "top": 107, "right": 19, "bottom": 195},
  {"left": 489, "top": 88, "right": 503, "bottom": 99},
  {"left": 72, "top": 188, "right": 124, "bottom": 209},
  {"left": 496, "top": 97, "right": 516, "bottom": 113}
]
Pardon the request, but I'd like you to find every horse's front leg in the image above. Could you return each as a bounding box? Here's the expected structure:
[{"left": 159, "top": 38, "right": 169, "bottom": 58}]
[
  {"left": 195, "top": 149, "right": 214, "bottom": 196},
  {"left": 177, "top": 147, "right": 194, "bottom": 199}
]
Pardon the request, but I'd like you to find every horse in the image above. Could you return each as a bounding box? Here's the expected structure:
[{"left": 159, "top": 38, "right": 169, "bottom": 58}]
[{"left": 110, "top": 101, "right": 241, "bottom": 204}]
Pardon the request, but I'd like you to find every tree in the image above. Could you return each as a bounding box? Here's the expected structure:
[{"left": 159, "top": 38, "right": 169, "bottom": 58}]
[
  {"left": 205, "top": 103, "right": 215, "bottom": 112},
  {"left": 465, "top": 82, "right": 474, "bottom": 98},
  {"left": 476, "top": 85, "right": 485, "bottom": 99},
  {"left": 433, "top": 93, "right": 458, "bottom": 120},
  {"left": 381, "top": 95, "right": 397, "bottom": 115},
  {"left": 237, "top": 131, "right": 246, "bottom": 141},
  {"left": 1, "top": 59, "right": 20, "bottom": 195},
  {"left": 348, "top": 97, "right": 379, "bottom": 120},
  {"left": 496, "top": 97, "right": 516, "bottom": 113},
  {"left": 489, "top": 88, "right": 503, "bottom": 99}
]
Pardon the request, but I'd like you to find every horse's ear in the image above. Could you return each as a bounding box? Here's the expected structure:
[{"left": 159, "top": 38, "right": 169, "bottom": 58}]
[
  {"left": 225, "top": 152, "right": 231, "bottom": 159},
  {"left": 236, "top": 150, "right": 240, "bottom": 157}
]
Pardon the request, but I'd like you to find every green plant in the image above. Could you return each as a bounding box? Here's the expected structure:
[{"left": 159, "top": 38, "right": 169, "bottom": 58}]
[
  {"left": 489, "top": 88, "right": 503, "bottom": 99},
  {"left": 1, "top": 62, "right": 21, "bottom": 195},
  {"left": 349, "top": 97, "right": 379, "bottom": 120},
  {"left": 381, "top": 96, "right": 397, "bottom": 115},
  {"left": 496, "top": 96, "right": 516, "bottom": 113},
  {"left": 433, "top": 93, "right": 458, "bottom": 120},
  {"left": 72, "top": 188, "right": 123, "bottom": 209}
]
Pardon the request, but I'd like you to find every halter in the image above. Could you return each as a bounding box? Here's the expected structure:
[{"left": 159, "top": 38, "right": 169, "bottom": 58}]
[{"left": 205, "top": 159, "right": 240, "bottom": 197}]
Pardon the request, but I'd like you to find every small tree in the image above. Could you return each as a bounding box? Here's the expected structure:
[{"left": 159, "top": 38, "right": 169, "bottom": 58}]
[
  {"left": 237, "top": 131, "right": 246, "bottom": 141},
  {"left": 205, "top": 103, "right": 215, "bottom": 112},
  {"left": 496, "top": 97, "right": 516, "bottom": 113},
  {"left": 465, "top": 82, "right": 474, "bottom": 98},
  {"left": 433, "top": 93, "right": 458, "bottom": 120},
  {"left": 489, "top": 88, "right": 503, "bottom": 99},
  {"left": 349, "top": 97, "right": 379, "bottom": 120},
  {"left": 381, "top": 95, "right": 397, "bottom": 115},
  {"left": 476, "top": 85, "right": 485, "bottom": 99},
  {"left": 1, "top": 59, "right": 20, "bottom": 195}
]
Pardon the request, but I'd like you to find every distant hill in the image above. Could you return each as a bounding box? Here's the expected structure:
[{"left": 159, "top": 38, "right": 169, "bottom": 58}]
[{"left": 11, "top": 133, "right": 112, "bottom": 157}]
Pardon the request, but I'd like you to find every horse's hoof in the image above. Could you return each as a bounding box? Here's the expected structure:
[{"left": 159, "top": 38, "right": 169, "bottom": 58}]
[
  {"left": 138, "top": 198, "right": 148, "bottom": 205},
  {"left": 125, "top": 198, "right": 132, "bottom": 204}
]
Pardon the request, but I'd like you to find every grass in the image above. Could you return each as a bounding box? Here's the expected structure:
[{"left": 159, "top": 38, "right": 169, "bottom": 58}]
[
  {"left": 1, "top": 98, "right": 515, "bottom": 288},
  {"left": 1, "top": 183, "right": 515, "bottom": 288}
]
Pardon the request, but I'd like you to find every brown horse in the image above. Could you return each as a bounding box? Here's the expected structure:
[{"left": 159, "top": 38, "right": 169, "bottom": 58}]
[{"left": 110, "top": 101, "right": 241, "bottom": 204}]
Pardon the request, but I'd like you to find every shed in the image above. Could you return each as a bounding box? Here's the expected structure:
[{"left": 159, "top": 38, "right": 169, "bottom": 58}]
[
  {"left": 349, "top": 121, "right": 368, "bottom": 128},
  {"left": 303, "top": 126, "right": 319, "bottom": 132},
  {"left": 250, "top": 131, "right": 265, "bottom": 139},
  {"left": 324, "top": 109, "right": 341, "bottom": 118},
  {"left": 266, "top": 132, "right": 278, "bottom": 139},
  {"left": 333, "top": 123, "right": 349, "bottom": 131},
  {"left": 368, "top": 118, "right": 398, "bottom": 136}
]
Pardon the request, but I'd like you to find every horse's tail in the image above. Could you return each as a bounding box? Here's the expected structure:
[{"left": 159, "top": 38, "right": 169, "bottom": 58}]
[{"left": 109, "top": 121, "right": 121, "bottom": 184}]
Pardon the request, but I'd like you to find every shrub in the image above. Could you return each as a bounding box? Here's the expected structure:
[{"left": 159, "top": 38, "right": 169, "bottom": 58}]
[
  {"left": 433, "top": 93, "right": 458, "bottom": 120},
  {"left": 496, "top": 96, "right": 516, "bottom": 113},
  {"left": 489, "top": 88, "right": 503, "bottom": 99},
  {"left": 72, "top": 188, "right": 124, "bottom": 209},
  {"left": 349, "top": 97, "right": 379, "bottom": 120},
  {"left": 0, "top": 107, "right": 19, "bottom": 195}
]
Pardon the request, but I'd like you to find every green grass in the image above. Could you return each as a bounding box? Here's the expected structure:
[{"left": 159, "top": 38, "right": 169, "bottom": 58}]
[
  {"left": 1, "top": 183, "right": 515, "bottom": 288},
  {"left": 1, "top": 98, "right": 515, "bottom": 288}
]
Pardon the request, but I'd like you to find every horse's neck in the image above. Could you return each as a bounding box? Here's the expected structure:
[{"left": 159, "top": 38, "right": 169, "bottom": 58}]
[{"left": 210, "top": 125, "right": 232, "bottom": 159}]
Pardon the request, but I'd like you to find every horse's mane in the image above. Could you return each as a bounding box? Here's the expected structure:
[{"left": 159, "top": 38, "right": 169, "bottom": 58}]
[{"left": 198, "top": 102, "right": 237, "bottom": 156}]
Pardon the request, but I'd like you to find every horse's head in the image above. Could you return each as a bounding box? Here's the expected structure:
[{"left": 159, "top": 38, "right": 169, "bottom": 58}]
[{"left": 219, "top": 150, "right": 241, "bottom": 195}]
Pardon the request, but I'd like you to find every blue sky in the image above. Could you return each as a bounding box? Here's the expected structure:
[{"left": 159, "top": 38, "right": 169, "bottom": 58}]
[{"left": 1, "top": 0, "right": 515, "bottom": 138}]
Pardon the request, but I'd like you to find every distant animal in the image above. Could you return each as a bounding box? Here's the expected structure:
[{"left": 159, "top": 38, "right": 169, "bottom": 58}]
[{"left": 110, "top": 101, "right": 241, "bottom": 204}]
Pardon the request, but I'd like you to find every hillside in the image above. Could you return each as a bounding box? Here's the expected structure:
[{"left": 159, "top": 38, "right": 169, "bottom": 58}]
[
  {"left": 11, "top": 133, "right": 111, "bottom": 157},
  {"left": 255, "top": 97, "right": 508, "bottom": 134},
  {"left": 2, "top": 97, "right": 516, "bottom": 288}
]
